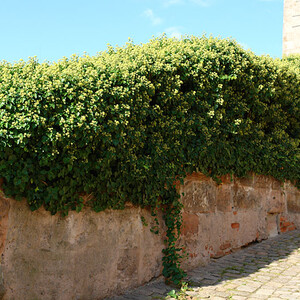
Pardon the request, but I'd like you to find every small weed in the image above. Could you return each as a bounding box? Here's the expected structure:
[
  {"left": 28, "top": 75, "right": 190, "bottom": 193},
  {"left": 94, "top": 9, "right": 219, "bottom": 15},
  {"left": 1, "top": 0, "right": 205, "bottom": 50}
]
[{"left": 166, "top": 282, "right": 192, "bottom": 299}]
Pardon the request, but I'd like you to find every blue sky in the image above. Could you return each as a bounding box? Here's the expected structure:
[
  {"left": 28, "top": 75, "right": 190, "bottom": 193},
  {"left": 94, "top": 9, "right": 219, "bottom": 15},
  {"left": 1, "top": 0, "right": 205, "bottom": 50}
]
[{"left": 0, "top": 0, "right": 283, "bottom": 62}]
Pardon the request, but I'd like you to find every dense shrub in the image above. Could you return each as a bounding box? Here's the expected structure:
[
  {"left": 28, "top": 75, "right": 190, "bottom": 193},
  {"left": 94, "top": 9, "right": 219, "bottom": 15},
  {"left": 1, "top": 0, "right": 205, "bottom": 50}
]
[{"left": 0, "top": 36, "right": 299, "bottom": 283}]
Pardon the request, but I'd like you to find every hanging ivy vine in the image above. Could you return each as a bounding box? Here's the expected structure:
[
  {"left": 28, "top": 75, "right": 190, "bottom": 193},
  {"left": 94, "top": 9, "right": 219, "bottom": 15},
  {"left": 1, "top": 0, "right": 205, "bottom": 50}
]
[{"left": 0, "top": 36, "right": 299, "bottom": 285}]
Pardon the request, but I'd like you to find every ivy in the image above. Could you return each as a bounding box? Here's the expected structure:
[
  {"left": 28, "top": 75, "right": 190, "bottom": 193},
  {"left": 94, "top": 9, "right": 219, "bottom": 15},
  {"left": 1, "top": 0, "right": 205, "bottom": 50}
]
[{"left": 0, "top": 36, "right": 299, "bottom": 284}]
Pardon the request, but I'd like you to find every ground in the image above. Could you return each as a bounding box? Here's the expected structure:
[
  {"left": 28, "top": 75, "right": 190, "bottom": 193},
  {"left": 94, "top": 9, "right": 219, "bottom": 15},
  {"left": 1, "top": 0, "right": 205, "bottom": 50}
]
[{"left": 110, "top": 230, "right": 300, "bottom": 300}]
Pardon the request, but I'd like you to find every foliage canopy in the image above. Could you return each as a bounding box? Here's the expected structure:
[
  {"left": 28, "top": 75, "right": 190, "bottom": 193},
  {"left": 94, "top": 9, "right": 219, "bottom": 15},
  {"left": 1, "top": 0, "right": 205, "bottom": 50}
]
[{"left": 0, "top": 36, "right": 299, "bottom": 283}]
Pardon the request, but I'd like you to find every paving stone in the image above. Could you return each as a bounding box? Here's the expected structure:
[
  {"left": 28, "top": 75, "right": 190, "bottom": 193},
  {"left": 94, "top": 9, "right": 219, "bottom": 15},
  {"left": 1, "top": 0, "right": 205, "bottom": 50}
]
[
  {"left": 230, "top": 290, "right": 251, "bottom": 297},
  {"left": 223, "top": 283, "right": 238, "bottom": 290},
  {"left": 246, "top": 294, "right": 269, "bottom": 299},
  {"left": 256, "top": 275, "right": 273, "bottom": 282},
  {"left": 254, "top": 288, "right": 274, "bottom": 295},
  {"left": 235, "top": 284, "right": 258, "bottom": 293}
]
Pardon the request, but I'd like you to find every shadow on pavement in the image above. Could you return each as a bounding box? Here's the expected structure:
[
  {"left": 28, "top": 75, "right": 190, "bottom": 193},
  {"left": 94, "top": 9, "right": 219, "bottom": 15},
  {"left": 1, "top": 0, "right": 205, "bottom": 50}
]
[{"left": 108, "top": 230, "right": 300, "bottom": 299}]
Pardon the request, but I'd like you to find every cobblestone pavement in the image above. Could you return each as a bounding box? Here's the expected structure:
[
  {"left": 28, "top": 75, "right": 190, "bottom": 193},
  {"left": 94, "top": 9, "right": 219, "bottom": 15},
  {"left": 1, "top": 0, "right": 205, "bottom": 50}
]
[{"left": 109, "top": 231, "right": 300, "bottom": 300}]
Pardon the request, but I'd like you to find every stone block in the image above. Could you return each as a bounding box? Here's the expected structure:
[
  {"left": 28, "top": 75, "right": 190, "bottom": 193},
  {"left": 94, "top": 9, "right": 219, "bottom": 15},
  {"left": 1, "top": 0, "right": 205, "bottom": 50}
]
[
  {"left": 181, "top": 212, "right": 199, "bottom": 236},
  {"left": 254, "top": 175, "right": 273, "bottom": 189},
  {"left": 267, "top": 214, "right": 279, "bottom": 238},
  {"left": 232, "top": 185, "right": 260, "bottom": 210},
  {"left": 283, "top": 0, "right": 300, "bottom": 55},
  {"left": 271, "top": 179, "right": 282, "bottom": 191},
  {"left": 287, "top": 192, "right": 300, "bottom": 213},
  {"left": 216, "top": 185, "right": 232, "bottom": 212},
  {"left": 235, "top": 174, "right": 254, "bottom": 187},
  {"left": 181, "top": 181, "right": 216, "bottom": 213},
  {"left": 267, "top": 190, "right": 285, "bottom": 214}
]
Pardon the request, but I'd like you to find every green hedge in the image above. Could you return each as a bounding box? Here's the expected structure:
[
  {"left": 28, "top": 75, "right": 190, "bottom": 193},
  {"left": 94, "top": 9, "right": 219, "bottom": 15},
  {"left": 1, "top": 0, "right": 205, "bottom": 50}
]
[{"left": 0, "top": 36, "right": 299, "bottom": 283}]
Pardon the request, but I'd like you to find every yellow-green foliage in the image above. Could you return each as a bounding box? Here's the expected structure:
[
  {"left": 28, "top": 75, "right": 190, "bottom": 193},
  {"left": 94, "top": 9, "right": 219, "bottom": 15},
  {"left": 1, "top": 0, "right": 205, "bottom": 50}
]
[{"left": 0, "top": 36, "right": 299, "bottom": 283}]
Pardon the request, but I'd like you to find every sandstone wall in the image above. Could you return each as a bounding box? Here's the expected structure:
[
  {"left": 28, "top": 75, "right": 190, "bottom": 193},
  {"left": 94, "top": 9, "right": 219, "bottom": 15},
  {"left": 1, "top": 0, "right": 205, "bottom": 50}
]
[
  {"left": 179, "top": 174, "right": 299, "bottom": 269},
  {"left": 0, "top": 174, "right": 299, "bottom": 299},
  {"left": 283, "top": 0, "right": 300, "bottom": 56}
]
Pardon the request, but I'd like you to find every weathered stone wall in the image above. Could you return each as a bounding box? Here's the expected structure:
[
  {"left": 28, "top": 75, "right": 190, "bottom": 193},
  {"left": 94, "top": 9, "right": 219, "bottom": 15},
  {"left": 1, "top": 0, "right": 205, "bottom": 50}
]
[
  {"left": 179, "top": 174, "right": 299, "bottom": 269},
  {"left": 0, "top": 174, "right": 299, "bottom": 300},
  {"left": 283, "top": 0, "right": 300, "bottom": 56},
  {"left": 0, "top": 195, "right": 165, "bottom": 300}
]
